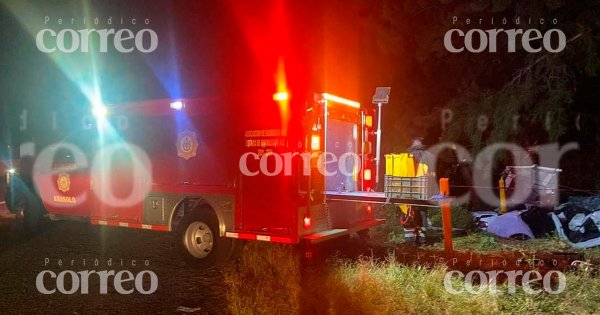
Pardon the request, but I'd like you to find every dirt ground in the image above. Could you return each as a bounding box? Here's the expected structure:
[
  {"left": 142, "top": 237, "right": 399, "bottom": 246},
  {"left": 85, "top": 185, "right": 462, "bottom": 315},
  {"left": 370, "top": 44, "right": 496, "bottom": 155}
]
[{"left": 0, "top": 209, "right": 227, "bottom": 314}]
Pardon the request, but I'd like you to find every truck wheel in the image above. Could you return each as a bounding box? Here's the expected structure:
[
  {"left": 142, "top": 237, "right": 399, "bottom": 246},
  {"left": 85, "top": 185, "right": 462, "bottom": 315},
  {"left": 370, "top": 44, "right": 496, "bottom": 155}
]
[{"left": 176, "top": 209, "right": 235, "bottom": 270}]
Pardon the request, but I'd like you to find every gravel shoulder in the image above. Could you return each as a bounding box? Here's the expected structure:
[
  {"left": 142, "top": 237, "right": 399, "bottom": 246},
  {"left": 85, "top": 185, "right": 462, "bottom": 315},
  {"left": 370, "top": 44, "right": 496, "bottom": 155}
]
[{"left": 0, "top": 216, "right": 227, "bottom": 314}]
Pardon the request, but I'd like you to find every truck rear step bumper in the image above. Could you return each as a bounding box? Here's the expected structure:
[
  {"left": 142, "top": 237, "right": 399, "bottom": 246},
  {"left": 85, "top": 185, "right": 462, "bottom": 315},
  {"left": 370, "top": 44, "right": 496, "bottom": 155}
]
[{"left": 301, "top": 219, "right": 384, "bottom": 244}]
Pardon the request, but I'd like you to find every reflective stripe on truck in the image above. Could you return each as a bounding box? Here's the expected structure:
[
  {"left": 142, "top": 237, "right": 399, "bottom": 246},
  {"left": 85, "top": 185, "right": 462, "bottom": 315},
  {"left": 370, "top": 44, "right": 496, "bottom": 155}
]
[
  {"left": 90, "top": 218, "right": 169, "bottom": 231},
  {"left": 225, "top": 232, "right": 294, "bottom": 244}
]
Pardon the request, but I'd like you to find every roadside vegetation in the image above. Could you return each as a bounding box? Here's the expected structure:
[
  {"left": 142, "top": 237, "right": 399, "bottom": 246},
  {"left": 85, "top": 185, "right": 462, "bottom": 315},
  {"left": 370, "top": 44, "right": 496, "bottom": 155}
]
[
  {"left": 225, "top": 204, "right": 600, "bottom": 314},
  {"left": 311, "top": 257, "right": 600, "bottom": 315},
  {"left": 225, "top": 242, "right": 600, "bottom": 314},
  {"left": 224, "top": 242, "right": 302, "bottom": 314},
  {"left": 430, "top": 233, "right": 600, "bottom": 263},
  {"left": 374, "top": 203, "right": 600, "bottom": 263}
]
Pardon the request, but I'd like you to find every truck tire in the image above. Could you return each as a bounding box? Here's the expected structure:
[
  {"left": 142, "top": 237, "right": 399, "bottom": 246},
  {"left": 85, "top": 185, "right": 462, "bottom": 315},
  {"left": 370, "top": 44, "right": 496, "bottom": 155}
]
[{"left": 176, "top": 209, "right": 235, "bottom": 270}]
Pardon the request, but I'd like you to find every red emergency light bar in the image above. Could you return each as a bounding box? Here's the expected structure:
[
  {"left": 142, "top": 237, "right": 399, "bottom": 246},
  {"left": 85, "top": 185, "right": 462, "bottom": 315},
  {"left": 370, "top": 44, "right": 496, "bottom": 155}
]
[
  {"left": 273, "top": 92, "right": 289, "bottom": 101},
  {"left": 108, "top": 98, "right": 219, "bottom": 116},
  {"left": 321, "top": 93, "right": 360, "bottom": 108}
]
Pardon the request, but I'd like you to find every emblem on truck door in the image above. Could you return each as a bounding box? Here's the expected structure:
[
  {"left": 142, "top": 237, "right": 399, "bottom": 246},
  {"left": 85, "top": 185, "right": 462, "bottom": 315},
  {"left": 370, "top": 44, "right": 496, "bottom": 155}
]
[
  {"left": 57, "top": 172, "right": 71, "bottom": 193},
  {"left": 177, "top": 130, "right": 198, "bottom": 160}
]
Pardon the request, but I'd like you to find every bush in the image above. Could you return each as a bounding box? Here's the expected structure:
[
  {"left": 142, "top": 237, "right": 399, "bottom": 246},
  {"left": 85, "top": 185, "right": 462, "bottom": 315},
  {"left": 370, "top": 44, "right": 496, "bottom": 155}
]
[
  {"left": 371, "top": 204, "right": 404, "bottom": 245},
  {"left": 429, "top": 205, "right": 474, "bottom": 231}
]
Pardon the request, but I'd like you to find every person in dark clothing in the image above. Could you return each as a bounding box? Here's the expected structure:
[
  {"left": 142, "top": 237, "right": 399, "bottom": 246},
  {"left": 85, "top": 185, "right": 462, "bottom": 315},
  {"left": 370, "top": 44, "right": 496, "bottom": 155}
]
[
  {"left": 407, "top": 137, "right": 435, "bottom": 174},
  {"left": 402, "top": 137, "right": 434, "bottom": 244},
  {"left": 5, "top": 156, "right": 46, "bottom": 233}
]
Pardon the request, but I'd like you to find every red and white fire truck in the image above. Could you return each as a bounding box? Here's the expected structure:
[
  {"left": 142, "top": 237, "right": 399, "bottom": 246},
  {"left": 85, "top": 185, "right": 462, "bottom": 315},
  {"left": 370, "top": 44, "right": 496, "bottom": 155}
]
[{"left": 7, "top": 89, "right": 391, "bottom": 269}]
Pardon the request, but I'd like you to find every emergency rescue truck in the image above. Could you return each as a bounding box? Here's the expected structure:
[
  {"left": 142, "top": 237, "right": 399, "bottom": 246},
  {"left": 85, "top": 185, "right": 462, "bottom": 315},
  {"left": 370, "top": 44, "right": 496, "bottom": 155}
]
[{"left": 6, "top": 88, "right": 392, "bottom": 269}]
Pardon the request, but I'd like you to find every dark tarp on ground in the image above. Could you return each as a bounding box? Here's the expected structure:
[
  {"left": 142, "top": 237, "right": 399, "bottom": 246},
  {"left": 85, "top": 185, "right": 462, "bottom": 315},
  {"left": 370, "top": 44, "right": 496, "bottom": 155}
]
[{"left": 520, "top": 206, "right": 555, "bottom": 238}]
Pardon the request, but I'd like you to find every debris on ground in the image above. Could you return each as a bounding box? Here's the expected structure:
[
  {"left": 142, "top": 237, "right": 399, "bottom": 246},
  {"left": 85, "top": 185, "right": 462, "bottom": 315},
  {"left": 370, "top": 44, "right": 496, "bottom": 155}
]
[
  {"left": 473, "top": 195, "right": 600, "bottom": 249},
  {"left": 552, "top": 197, "right": 600, "bottom": 249},
  {"left": 485, "top": 210, "right": 534, "bottom": 239},
  {"left": 176, "top": 306, "right": 203, "bottom": 313}
]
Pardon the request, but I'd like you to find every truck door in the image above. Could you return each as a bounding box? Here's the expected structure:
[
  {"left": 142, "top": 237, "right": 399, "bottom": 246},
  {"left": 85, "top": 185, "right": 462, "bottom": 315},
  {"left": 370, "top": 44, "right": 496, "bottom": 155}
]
[
  {"left": 91, "top": 143, "right": 145, "bottom": 223},
  {"left": 325, "top": 119, "right": 358, "bottom": 192},
  {"left": 239, "top": 129, "right": 295, "bottom": 235}
]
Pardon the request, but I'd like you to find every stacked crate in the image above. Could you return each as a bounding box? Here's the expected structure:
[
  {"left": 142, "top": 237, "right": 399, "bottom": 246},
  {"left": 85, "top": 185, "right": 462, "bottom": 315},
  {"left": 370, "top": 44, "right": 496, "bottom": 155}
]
[{"left": 384, "top": 153, "right": 430, "bottom": 200}]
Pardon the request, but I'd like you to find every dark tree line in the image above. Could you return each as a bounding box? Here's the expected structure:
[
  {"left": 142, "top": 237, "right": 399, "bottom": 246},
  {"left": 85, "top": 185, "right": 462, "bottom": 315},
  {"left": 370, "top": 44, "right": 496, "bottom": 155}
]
[{"left": 366, "top": 0, "right": 600, "bottom": 192}]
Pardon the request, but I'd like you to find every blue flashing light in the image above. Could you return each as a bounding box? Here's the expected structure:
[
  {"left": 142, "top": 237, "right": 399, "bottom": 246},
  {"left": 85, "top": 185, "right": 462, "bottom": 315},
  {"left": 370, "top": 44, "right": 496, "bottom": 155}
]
[{"left": 170, "top": 101, "right": 184, "bottom": 110}]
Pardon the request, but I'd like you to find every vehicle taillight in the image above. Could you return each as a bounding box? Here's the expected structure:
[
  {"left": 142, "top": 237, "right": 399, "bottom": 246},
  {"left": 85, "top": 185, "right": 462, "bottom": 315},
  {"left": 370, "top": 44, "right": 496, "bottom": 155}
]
[
  {"left": 311, "top": 135, "right": 321, "bottom": 151},
  {"left": 365, "top": 115, "right": 373, "bottom": 128},
  {"left": 303, "top": 216, "right": 312, "bottom": 229},
  {"left": 367, "top": 204, "right": 372, "bottom": 215},
  {"left": 364, "top": 169, "right": 372, "bottom": 181}
]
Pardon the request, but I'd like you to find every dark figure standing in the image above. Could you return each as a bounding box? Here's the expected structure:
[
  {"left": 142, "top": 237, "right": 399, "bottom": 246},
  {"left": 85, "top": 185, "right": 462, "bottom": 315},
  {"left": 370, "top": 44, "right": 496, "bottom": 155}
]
[{"left": 402, "top": 137, "right": 434, "bottom": 244}]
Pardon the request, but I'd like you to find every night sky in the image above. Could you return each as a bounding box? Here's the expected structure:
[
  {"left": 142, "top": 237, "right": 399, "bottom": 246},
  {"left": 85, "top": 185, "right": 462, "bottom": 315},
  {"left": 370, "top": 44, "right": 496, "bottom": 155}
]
[
  {"left": 1, "top": 0, "right": 599, "bottom": 190},
  {"left": 0, "top": 0, "right": 391, "bottom": 147}
]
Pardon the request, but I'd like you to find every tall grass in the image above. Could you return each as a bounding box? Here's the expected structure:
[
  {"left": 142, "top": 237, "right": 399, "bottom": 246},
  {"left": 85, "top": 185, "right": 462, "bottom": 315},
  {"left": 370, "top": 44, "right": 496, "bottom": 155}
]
[
  {"left": 320, "top": 256, "right": 600, "bottom": 315},
  {"left": 224, "top": 242, "right": 302, "bottom": 314},
  {"left": 225, "top": 244, "right": 600, "bottom": 314},
  {"left": 303, "top": 256, "right": 495, "bottom": 314}
]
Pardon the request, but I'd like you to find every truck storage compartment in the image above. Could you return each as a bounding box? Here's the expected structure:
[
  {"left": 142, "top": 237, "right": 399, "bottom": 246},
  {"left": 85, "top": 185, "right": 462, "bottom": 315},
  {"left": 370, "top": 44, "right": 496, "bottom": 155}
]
[{"left": 325, "top": 119, "right": 358, "bottom": 192}]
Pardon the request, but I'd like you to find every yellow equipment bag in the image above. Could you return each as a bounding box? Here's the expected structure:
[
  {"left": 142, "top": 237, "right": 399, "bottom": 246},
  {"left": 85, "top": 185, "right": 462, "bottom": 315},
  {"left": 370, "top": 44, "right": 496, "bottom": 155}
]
[
  {"left": 399, "top": 204, "right": 409, "bottom": 214},
  {"left": 416, "top": 163, "right": 428, "bottom": 177},
  {"left": 385, "top": 154, "right": 393, "bottom": 176},
  {"left": 386, "top": 153, "right": 415, "bottom": 177}
]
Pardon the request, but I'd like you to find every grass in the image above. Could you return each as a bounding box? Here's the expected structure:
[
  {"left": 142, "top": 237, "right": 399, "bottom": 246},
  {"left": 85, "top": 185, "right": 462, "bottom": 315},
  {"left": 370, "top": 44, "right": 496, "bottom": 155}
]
[
  {"left": 224, "top": 242, "right": 302, "bottom": 315},
  {"left": 223, "top": 206, "right": 600, "bottom": 314},
  {"left": 225, "top": 246, "right": 600, "bottom": 314},
  {"left": 374, "top": 202, "right": 600, "bottom": 263},
  {"left": 428, "top": 232, "right": 600, "bottom": 263},
  {"left": 321, "top": 256, "right": 600, "bottom": 315},
  {"left": 304, "top": 256, "right": 495, "bottom": 314}
]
